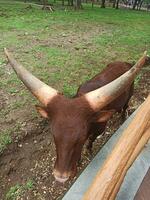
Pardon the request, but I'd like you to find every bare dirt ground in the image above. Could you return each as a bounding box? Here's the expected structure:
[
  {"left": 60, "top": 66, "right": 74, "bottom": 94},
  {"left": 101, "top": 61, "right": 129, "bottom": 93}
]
[{"left": 0, "top": 65, "right": 149, "bottom": 200}]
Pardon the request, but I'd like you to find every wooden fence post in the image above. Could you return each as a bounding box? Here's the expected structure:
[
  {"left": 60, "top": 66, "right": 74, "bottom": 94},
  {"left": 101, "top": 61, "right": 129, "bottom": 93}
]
[{"left": 83, "top": 95, "right": 150, "bottom": 200}]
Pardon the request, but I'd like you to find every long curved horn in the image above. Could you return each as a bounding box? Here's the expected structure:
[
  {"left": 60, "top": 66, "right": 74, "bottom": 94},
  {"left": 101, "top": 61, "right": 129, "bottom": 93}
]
[
  {"left": 84, "top": 51, "right": 149, "bottom": 111},
  {"left": 4, "top": 48, "right": 58, "bottom": 106}
]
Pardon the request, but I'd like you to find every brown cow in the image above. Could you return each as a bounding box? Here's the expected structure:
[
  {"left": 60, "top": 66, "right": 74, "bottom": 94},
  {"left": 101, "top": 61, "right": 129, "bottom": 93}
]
[
  {"left": 76, "top": 61, "right": 134, "bottom": 151},
  {"left": 4, "top": 48, "right": 148, "bottom": 183}
]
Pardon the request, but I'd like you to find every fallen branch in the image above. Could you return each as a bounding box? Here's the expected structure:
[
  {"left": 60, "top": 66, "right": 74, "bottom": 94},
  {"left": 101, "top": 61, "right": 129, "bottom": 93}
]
[
  {"left": 42, "top": 5, "right": 55, "bottom": 12},
  {"left": 24, "top": 3, "right": 54, "bottom": 11}
]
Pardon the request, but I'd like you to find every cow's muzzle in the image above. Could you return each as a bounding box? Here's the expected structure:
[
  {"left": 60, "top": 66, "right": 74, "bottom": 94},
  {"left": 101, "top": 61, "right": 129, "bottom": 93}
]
[{"left": 53, "top": 169, "right": 70, "bottom": 183}]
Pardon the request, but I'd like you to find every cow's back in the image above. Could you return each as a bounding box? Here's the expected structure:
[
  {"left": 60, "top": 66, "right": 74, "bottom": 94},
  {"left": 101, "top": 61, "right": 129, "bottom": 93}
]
[{"left": 76, "top": 61, "right": 133, "bottom": 96}]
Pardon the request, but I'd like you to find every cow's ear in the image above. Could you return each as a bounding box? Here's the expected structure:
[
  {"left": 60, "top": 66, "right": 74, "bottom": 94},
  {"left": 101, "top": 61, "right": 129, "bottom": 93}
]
[
  {"left": 35, "top": 105, "right": 49, "bottom": 118},
  {"left": 96, "top": 110, "right": 115, "bottom": 122}
]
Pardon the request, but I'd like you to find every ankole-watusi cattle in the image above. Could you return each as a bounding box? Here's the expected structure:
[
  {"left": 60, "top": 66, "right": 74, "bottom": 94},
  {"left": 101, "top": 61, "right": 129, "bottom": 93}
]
[{"left": 4, "top": 48, "right": 149, "bottom": 183}]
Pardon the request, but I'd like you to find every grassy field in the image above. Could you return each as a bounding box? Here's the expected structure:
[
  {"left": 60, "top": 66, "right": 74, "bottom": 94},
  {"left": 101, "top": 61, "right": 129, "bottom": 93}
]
[
  {"left": 0, "top": 2, "right": 150, "bottom": 94},
  {"left": 0, "top": 1, "right": 150, "bottom": 199}
]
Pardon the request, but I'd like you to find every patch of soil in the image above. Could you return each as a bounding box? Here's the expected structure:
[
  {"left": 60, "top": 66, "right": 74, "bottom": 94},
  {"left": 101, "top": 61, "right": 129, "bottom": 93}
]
[
  {"left": 0, "top": 68, "right": 149, "bottom": 200},
  {"left": 20, "top": 24, "right": 108, "bottom": 54},
  {"left": 0, "top": 91, "right": 7, "bottom": 110}
]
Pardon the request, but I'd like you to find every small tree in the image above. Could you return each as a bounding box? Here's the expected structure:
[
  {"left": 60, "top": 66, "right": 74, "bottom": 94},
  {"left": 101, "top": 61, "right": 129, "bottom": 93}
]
[
  {"left": 43, "top": 0, "right": 48, "bottom": 8},
  {"left": 74, "top": 0, "right": 82, "bottom": 9},
  {"left": 115, "top": 0, "right": 120, "bottom": 8},
  {"left": 68, "top": 0, "right": 74, "bottom": 6},
  {"left": 137, "top": 0, "right": 144, "bottom": 10},
  {"left": 112, "top": 0, "right": 116, "bottom": 7},
  {"left": 101, "top": 0, "right": 105, "bottom": 8},
  {"left": 132, "top": 0, "right": 138, "bottom": 9}
]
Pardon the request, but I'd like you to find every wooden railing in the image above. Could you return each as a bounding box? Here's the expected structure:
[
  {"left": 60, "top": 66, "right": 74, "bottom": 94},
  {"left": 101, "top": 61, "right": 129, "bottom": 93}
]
[{"left": 83, "top": 95, "right": 150, "bottom": 200}]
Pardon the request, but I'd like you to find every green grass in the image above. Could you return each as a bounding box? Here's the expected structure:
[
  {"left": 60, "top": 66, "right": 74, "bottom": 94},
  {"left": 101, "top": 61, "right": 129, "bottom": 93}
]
[
  {"left": 0, "top": 130, "right": 12, "bottom": 153},
  {"left": 6, "top": 180, "right": 34, "bottom": 200},
  {"left": 0, "top": 1, "right": 150, "bottom": 152}
]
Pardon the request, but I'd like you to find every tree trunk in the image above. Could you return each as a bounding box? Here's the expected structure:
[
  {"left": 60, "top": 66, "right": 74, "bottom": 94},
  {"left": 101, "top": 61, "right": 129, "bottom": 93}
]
[
  {"left": 74, "top": 0, "right": 82, "bottom": 9},
  {"left": 101, "top": 0, "right": 105, "bottom": 8},
  {"left": 43, "top": 0, "right": 48, "bottom": 7},
  {"left": 115, "top": 0, "right": 119, "bottom": 9},
  {"left": 112, "top": 0, "right": 116, "bottom": 8},
  {"left": 137, "top": 0, "right": 143, "bottom": 10},
  {"left": 132, "top": 0, "right": 138, "bottom": 9},
  {"left": 92, "top": 0, "right": 94, "bottom": 7},
  {"left": 68, "top": 0, "right": 73, "bottom": 6},
  {"left": 136, "top": 0, "right": 140, "bottom": 9},
  {"left": 71, "top": 0, "right": 74, "bottom": 6}
]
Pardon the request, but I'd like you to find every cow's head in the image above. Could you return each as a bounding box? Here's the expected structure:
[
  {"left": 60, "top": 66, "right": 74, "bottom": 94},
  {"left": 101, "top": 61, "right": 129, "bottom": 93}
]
[
  {"left": 4, "top": 48, "right": 148, "bottom": 182},
  {"left": 35, "top": 96, "right": 93, "bottom": 182}
]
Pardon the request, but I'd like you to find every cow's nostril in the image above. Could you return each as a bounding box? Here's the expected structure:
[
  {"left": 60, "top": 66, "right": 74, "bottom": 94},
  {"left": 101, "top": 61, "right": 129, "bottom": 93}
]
[
  {"left": 54, "top": 175, "right": 69, "bottom": 183},
  {"left": 53, "top": 169, "right": 70, "bottom": 183}
]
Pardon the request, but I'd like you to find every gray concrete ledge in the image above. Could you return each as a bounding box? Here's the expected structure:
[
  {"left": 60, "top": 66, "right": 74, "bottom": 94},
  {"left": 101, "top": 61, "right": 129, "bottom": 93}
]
[{"left": 62, "top": 111, "right": 150, "bottom": 200}]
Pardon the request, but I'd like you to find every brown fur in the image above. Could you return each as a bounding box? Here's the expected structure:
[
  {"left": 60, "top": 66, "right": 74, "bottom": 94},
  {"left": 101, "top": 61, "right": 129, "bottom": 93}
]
[
  {"left": 76, "top": 61, "right": 134, "bottom": 151},
  {"left": 37, "top": 61, "right": 134, "bottom": 180},
  {"left": 46, "top": 95, "right": 93, "bottom": 177}
]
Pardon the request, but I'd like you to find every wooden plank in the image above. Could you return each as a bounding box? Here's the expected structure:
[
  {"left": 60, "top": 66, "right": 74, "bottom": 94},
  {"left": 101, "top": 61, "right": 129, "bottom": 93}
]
[
  {"left": 83, "top": 95, "right": 150, "bottom": 200},
  {"left": 134, "top": 168, "right": 150, "bottom": 200},
  {"left": 110, "top": 127, "right": 150, "bottom": 199}
]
